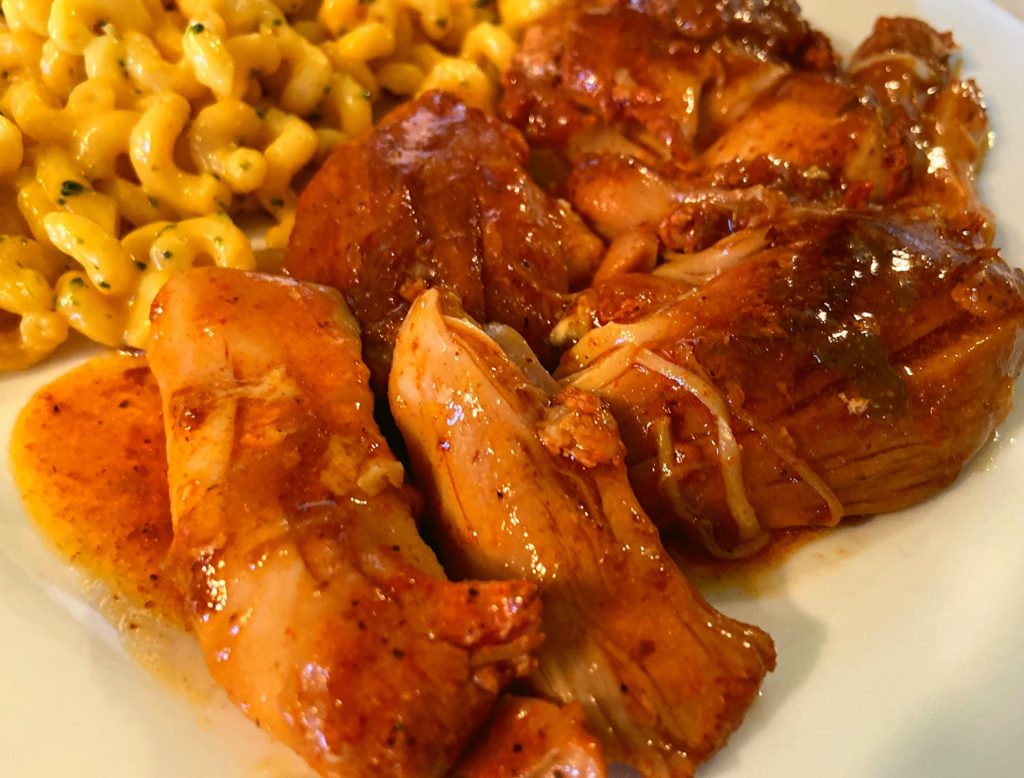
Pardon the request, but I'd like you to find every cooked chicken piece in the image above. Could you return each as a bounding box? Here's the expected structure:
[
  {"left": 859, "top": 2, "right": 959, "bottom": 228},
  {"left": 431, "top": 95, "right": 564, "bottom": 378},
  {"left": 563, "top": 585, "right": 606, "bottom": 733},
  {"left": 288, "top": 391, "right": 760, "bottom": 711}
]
[
  {"left": 390, "top": 290, "right": 775, "bottom": 775},
  {"left": 564, "top": 58, "right": 917, "bottom": 244},
  {"left": 557, "top": 212, "right": 1024, "bottom": 555},
  {"left": 569, "top": 153, "right": 795, "bottom": 252},
  {"left": 502, "top": 0, "right": 833, "bottom": 159},
  {"left": 509, "top": 5, "right": 985, "bottom": 262},
  {"left": 454, "top": 697, "right": 606, "bottom": 778},
  {"left": 700, "top": 72, "right": 909, "bottom": 205},
  {"left": 569, "top": 155, "right": 682, "bottom": 240},
  {"left": 629, "top": 0, "right": 829, "bottom": 59},
  {"left": 851, "top": 17, "right": 993, "bottom": 238},
  {"left": 850, "top": 17, "right": 958, "bottom": 142},
  {"left": 147, "top": 268, "right": 542, "bottom": 777},
  {"left": 286, "top": 91, "right": 603, "bottom": 384}
]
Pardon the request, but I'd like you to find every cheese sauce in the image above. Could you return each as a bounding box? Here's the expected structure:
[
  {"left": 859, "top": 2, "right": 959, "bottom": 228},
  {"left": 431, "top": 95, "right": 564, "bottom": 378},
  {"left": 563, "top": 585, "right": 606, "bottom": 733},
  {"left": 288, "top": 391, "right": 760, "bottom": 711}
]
[{"left": 10, "top": 352, "right": 184, "bottom": 626}]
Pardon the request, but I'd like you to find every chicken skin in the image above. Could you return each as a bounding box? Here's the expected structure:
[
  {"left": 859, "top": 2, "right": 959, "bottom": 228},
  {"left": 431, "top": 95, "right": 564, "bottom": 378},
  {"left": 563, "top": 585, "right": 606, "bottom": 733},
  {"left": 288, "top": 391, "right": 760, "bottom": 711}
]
[
  {"left": 390, "top": 290, "right": 775, "bottom": 775},
  {"left": 557, "top": 212, "right": 1024, "bottom": 554},
  {"left": 147, "top": 268, "right": 542, "bottom": 777},
  {"left": 286, "top": 91, "right": 602, "bottom": 384}
]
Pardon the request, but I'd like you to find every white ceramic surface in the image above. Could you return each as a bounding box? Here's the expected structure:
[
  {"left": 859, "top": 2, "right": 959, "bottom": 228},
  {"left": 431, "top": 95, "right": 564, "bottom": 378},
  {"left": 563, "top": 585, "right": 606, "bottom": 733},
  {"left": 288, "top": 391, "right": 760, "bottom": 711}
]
[{"left": 2, "top": 1, "right": 1022, "bottom": 776}]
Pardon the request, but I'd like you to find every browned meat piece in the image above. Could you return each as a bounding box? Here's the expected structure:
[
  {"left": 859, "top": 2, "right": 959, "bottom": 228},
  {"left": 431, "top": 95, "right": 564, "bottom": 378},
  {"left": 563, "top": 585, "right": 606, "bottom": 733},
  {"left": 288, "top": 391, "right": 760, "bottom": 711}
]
[
  {"left": 851, "top": 17, "right": 993, "bottom": 238},
  {"left": 286, "top": 91, "right": 603, "bottom": 383},
  {"left": 390, "top": 290, "right": 776, "bottom": 774},
  {"left": 568, "top": 153, "right": 798, "bottom": 251},
  {"left": 701, "top": 72, "right": 910, "bottom": 205},
  {"left": 502, "top": 0, "right": 833, "bottom": 159},
  {"left": 454, "top": 697, "right": 606, "bottom": 778},
  {"left": 147, "top": 268, "right": 543, "bottom": 776},
  {"left": 631, "top": 0, "right": 823, "bottom": 55},
  {"left": 507, "top": 6, "right": 985, "bottom": 266},
  {"left": 504, "top": 3, "right": 721, "bottom": 157},
  {"left": 557, "top": 212, "right": 1024, "bottom": 555},
  {"left": 569, "top": 155, "right": 682, "bottom": 240},
  {"left": 850, "top": 17, "right": 958, "bottom": 138},
  {"left": 563, "top": 61, "right": 913, "bottom": 242}
]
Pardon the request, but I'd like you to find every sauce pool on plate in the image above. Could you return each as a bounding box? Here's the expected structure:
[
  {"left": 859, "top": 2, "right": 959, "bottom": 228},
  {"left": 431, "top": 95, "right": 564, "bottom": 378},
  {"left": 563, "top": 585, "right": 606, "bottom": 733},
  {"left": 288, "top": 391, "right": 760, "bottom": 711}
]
[{"left": 10, "top": 352, "right": 184, "bottom": 625}]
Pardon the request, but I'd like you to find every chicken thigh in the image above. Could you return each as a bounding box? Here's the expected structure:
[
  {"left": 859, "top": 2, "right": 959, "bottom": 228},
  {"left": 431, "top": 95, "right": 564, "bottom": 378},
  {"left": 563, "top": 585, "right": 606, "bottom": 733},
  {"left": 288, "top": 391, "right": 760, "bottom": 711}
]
[
  {"left": 286, "top": 91, "right": 602, "bottom": 384},
  {"left": 557, "top": 212, "right": 1024, "bottom": 554}
]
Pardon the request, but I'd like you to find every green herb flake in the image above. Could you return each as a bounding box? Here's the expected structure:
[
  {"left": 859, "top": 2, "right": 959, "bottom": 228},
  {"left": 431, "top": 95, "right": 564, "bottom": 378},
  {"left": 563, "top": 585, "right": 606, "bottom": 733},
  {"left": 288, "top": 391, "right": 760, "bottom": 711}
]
[
  {"left": 134, "top": 260, "right": 147, "bottom": 271},
  {"left": 69, "top": 277, "right": 85, "bottom": 289},
  {"left": 147, "top": 195, "right": 160, "bottom": 208},
  {"left": 97, "top": 280, "right": 111, "bottom": 290},
  {"left": 362, "top": 88, "right": 372, "bottom": 100},
  {"left": 162, "top": 250, "right": 173, "bottom": 259},
  {"left": 189, "top": 22, "right": 205, "bottom": 34},
  {"left": 270, "top": 197, "right": 285, "bottom": 208},
  {"left": 58, "top": 180, "right": 85, "bottom": 198}
]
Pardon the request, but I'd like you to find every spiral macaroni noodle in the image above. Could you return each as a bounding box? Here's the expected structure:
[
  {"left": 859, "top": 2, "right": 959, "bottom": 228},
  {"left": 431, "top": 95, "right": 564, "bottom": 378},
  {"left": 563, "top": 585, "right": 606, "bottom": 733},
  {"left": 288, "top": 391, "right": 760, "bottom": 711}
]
[{"left": 0, "top": 0, "right": 560, "bottom": 369}]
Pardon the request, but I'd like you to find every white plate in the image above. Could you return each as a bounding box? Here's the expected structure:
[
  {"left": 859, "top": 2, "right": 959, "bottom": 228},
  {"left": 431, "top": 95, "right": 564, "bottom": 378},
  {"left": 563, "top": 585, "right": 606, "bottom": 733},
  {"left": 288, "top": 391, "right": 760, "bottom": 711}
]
[{"left": 3, "top": 1, "right": 1023, "bottom": 775}]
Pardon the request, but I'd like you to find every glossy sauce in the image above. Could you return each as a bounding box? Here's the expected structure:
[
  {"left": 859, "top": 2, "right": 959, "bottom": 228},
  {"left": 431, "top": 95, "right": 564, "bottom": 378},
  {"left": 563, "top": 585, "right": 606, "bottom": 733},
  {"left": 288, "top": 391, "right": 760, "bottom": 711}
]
[
  {"left": 11, "top": 352, "right": 184, "bottom": 626},
  {"left": 10, "top": 353, "right": 821, "bottom": 627},
  {"left": 676, "top": 527, "right": 824, "bottom": 596}
]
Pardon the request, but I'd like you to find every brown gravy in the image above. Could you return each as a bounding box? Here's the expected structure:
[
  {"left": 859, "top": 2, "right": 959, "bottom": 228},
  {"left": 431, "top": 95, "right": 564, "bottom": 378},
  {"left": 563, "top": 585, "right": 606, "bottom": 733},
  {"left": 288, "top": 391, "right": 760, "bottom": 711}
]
[{"left": 10, "top": 352, "right": 185, "bottom": 626}]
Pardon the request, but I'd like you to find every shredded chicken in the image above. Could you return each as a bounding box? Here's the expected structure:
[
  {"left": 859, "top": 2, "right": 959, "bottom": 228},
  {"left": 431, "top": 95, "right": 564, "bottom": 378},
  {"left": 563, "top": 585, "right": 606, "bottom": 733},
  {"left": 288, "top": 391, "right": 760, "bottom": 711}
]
[
  {"left": 147, "top": 268, "right": 543, "bottom": 777},
  {"left": 389, "top": 290, "right": 775, "bottom": 775}
]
